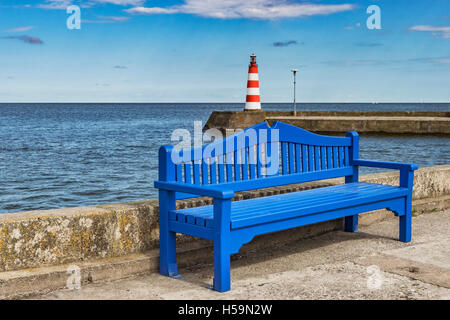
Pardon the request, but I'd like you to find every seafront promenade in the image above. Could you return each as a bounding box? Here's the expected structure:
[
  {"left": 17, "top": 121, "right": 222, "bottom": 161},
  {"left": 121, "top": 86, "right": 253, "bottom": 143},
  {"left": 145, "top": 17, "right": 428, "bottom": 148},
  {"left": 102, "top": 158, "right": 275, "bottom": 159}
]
[
  {"left": 30, "top": 208, "right": 450, "bottom": 300},
  {"left": 1, "top": 164, "right": 449, "bottom": 299}
]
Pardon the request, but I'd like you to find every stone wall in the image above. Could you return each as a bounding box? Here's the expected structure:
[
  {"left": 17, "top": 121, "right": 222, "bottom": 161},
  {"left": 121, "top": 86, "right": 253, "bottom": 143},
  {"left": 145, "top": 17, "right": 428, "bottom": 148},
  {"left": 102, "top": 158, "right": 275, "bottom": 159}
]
[{"left": 0, "top": 165, "right": 449, "bottom": 273}]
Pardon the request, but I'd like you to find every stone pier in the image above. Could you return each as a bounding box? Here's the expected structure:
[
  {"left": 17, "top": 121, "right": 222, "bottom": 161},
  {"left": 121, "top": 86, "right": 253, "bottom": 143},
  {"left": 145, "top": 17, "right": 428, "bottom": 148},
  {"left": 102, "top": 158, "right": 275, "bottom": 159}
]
[{"left": 204, "top": 111, "right": 450, "bottom": 135}]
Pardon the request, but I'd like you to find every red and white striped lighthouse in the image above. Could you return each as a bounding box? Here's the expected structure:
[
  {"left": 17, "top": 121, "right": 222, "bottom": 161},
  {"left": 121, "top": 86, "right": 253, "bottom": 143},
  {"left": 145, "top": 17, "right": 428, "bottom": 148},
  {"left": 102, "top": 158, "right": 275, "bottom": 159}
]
[{"left": 245, "top": 53, "right": 261, "bottom": 111}]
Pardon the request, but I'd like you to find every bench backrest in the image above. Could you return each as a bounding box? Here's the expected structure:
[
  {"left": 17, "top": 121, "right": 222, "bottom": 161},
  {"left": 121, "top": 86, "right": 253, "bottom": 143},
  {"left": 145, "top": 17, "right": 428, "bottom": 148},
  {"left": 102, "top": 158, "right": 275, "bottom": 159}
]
[{"left": 159, "top": 121, "right": 359, "bottom": 199}]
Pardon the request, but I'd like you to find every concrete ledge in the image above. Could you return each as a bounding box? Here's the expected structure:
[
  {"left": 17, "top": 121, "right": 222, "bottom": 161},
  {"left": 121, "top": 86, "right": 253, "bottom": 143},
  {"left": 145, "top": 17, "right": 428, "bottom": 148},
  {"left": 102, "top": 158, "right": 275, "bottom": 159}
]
[
  {"left": 0, "top": 165, "right": 449, "bottom": 298},
  {"left": 1, "top": 165, "right": 449, "bottom": 274},
  {"left": 1, "top": 219, "right": 341, "bottom": 299}
]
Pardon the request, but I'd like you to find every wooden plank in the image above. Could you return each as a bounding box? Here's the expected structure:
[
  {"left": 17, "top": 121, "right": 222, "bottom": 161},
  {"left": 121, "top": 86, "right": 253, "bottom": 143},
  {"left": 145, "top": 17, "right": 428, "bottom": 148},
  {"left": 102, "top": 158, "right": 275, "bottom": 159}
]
[
  {"left": 308, "top": 145, "right": 314, "bottom": 172},
  {"left": 314, "top": 146, "right": 320, "bottom": 171},
  {"left": 230, "top": 198, "right": 403, "bottom": 232},
  {"left": 270, "top": 141, "right": 280, "bottom": 176},
  {"left": 226, "top": 152, "right": 233, "bottom": 182},
  {"left": 193, "top": 160, "right": 200, "bottom": 185},
  {"left": 301, "top": 145, "right": 307, "bottom": 172},
  {"left": 320, "top": 146, "right": 326, "bottom": 171},
  {"left": 169, "top": 221, "right": 214, "bottom": 240},
  {"left": 210, "top": 157, "right": 217, "bottom": 184},
  {"left": 234, "top": 150, "right": 241, "bottom": 181},
  {"left": 161, "top": 167, "right": 353, "bottom": 197},
  {"left": 241, "top": 148, "right": 249, "bottom": 180},
  {"left": 172, "top": 183, "right": 406, "bottom": 221},
  {"left": 332, "top": 147, "right": 338, "bottom": 169},
  {"left": 295, "top": 144, "right": 301, "bottom": 173},
  {"left": 288, "top": 143, "right": 295, "bottom": 174},
  {"left": 175, "top": 164, "right": 183, "bottom": 182},
  {"left": 344, "top": 147, "right": 350, "bottom": 166},
  {"left": 249, "top": 146, "right": 256, "bottom": 179},
  {"left": 184, "top": 162, "right": 192, "bottom": 184},
  {"left": 218, "top": 154, "right": 225, "bottom": 183},
  {"left": 339, "top": 147, "right": 344, "bottom": 168},
  {"left": 230, "top": 184, "right": 400, "bottom": 217},
  {"left": 281, "top": 142, "right": 288, "bottom": 175},
  {"left": 195, "top": 216, "right": 206, "bottom": 227},
  {"left": 256, "top": 142, "right": 262, "bottom": 178},
  {"left": 202, "top": 159, "right": 209, "bottom": 185},
  {"left": 272, "top": 121, "right": 351, "bottom": 146},
  {"left": 231, "top": 190, "right": 406, "bottom": 229},
  {"left": 326, "top": 147, "right": 332, "bottom": 169}
]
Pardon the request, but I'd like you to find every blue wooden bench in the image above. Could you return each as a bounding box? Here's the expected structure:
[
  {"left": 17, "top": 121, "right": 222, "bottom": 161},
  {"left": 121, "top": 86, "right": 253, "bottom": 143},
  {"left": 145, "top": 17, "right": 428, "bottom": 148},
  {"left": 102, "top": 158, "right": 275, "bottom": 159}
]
[{"left": 154, "top": 121, "right": 418, "bottom": 292}]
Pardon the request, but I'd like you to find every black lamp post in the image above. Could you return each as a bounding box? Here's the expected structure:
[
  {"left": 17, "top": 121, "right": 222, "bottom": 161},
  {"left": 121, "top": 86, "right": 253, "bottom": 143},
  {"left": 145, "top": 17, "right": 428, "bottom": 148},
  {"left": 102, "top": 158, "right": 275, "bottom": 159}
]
[{"left": 291, "top": 69, "right": 298, "bottom": 116}]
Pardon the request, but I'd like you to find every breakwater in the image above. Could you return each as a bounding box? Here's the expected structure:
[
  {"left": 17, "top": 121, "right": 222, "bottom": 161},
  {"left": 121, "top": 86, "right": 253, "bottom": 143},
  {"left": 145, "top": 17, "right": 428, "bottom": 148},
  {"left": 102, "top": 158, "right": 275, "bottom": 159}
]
[{"left": 205, "top": 111, "right": 450, "bottom": 134}]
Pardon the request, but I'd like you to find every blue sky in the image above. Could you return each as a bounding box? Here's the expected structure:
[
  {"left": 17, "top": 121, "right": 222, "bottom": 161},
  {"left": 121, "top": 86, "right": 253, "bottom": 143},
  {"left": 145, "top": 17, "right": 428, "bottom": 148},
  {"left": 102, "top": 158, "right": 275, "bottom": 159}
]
[{"left": 0, "top": 0, "right": 449, "bottom": 102}]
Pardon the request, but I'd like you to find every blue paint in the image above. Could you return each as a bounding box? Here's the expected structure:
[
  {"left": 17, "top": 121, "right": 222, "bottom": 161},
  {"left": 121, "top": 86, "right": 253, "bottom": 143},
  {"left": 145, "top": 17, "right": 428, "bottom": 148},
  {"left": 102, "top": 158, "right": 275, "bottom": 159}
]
[{"left": 155, "top": 121, "right": 418, "bottom": 292}]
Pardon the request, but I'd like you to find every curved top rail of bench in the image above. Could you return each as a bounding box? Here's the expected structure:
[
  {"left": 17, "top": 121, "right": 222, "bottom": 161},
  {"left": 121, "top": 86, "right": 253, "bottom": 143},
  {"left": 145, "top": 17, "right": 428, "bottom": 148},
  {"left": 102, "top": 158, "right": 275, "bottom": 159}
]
[
  {"left": 169, "top": 121, "right": 353, "bottom": 164},
  {"left": 271, "top": 121, "right": 352, "bottom": 147}
]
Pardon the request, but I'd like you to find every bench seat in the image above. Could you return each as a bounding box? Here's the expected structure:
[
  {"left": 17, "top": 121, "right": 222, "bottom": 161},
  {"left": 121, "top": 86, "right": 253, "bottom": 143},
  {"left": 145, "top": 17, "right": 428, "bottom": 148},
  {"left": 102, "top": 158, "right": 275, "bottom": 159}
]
[{"left": 169, "top": 182, "right": 408, "bottom": 230}]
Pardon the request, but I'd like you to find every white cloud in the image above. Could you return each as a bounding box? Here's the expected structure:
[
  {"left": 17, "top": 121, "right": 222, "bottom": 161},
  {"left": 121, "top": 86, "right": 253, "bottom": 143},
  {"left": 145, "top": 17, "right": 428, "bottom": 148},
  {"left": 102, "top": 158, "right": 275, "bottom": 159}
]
[
  {"left": 92, "top": 0, "right": 145, "bottom": 5},
  {"left": 125, "top": 0, "right": 356, "bottom": 19},
  {"left": 3, "top": 26, "right": 35, "bottom": 33},
  {"left": 83, "top": 15, "right": 131, "bottom": 23},
  {"left": 409, "top": 25, "right": 450, "bottom": 39},
  {"left": 37, "top": 0, "right": 73, "bottom": 9},
  {"left": 36, "top": 0, "right": 143, "bottom": 10},
  {"left": 127, "top": 7, "right": 178, "bottom": 15}
]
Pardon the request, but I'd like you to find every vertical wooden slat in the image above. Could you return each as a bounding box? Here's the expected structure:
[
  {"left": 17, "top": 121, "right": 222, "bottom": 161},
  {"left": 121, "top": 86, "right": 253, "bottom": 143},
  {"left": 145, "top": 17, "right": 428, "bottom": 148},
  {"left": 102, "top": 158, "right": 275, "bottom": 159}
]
[
  {"left": 301, "top": 144, "right": 308, "bottom": 172},
  {"left": 226, "top": 152, "right": 233, "bottom": 182},
  {"left": 175, "top": 164, "right": 182, "bottom": 182},
  {"left": 339, "top": 147, "right": 344, "bottom": 168},
  {"left": 210, "top": 156, "right": 217, "bottom": 184},
  {"left": 344, "top": 147, "right": 350, "bottom": 166},
  {"left": 266, "top": 141, "right": 272, "bottom": 176},
  {"left": 184, "top": 162, "right": 192, "bottom": 184},
  {"left": 193, "top": 160, "right": 200, "bottom": 184},
  {"left": 314, "top": 146, "right": 320, "bottom": 171},
  {"left": 320, "top": 146, "right": 326, "bottom": 171},
  {"left": 288, "top": 143, "right": 295, "bottom": 174},
  {"left": 242, "top": 148, "right": 248, "bottom": 180},
  {"left": 327, "top": 146, "right": 332, "bottom": 169},
  {"left": 295, "top": 144, "right": 301, "bottom": 173},
  {"left": 332, "top": 147, "right": 338, "bottom": 168},
  {"left": 249, "top": 146, "right": 256, "bottom": 179},
  {"left": 201, "top": 159, "right": 208, "bottom": 185},
  {"left": 218, "top": 154, "right": 225, "bottom": 183},
  {"left": 256, "top": 142, "right": 262, "bottom": 178},
  {"left": 308, "top": 145, "right": 314, "bottom": 172},
  {"left": 270, "top": 141, "right": 280, "bottom": 176},
  {"left": 234, "top": 150, "right": 241, "bottom": 181},
  {"left": 281, "top": 142, "right": 288, "bottom": 175}
]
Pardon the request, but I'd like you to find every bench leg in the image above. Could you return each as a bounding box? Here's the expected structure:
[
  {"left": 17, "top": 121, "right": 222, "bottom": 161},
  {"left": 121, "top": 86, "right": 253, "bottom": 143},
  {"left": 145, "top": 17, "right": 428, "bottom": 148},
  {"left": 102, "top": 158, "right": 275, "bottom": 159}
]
[
  {"left": 399, "top": 200, "right": 412, "bottom": 243},
  {"left": 159, "top": 190, "right": 178, "bottom": 277},
  {"left": 344, "top": 214, "right": 358, "bottom": 232},
  {"left": 160, "top": 230, "right": 178, "bottom": 277},
  {"left": 213, "top": 239, "right": 231, "bottom": 292}
]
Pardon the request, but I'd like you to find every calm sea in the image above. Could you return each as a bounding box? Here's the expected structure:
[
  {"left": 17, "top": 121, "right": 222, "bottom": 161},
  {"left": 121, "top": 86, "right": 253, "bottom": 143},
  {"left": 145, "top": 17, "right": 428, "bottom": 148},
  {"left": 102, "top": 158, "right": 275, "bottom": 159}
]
[{"left": 0, "top": 103, "right": 449, "bottom": 213}]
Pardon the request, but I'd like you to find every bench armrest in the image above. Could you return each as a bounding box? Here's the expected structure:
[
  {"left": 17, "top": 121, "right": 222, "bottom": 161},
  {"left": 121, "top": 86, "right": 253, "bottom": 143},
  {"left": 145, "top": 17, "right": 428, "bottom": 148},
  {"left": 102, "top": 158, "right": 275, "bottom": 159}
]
[
  {"left": 352, "top": 160, "right": 418, "bottom": 172},
  {"left": 154, "top": 181, "right": 235, "bottom": 200}
]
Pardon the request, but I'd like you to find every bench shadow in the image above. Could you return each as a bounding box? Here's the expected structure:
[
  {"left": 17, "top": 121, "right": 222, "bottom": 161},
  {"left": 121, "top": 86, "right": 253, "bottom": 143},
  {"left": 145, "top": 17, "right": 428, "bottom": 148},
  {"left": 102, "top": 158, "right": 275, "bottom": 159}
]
[{"left": 172, "top": 224, "right": 400, "bottom": 290}]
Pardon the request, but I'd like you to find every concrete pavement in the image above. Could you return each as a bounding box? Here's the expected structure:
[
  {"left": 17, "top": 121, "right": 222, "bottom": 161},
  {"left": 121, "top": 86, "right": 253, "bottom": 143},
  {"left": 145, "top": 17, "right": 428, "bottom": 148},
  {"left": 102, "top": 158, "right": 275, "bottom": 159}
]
[{"left": 30, "top": 209, "right": 450, "bottom": 300}]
